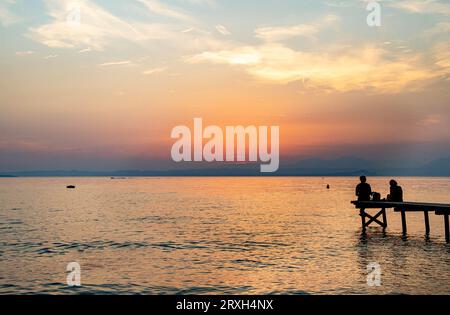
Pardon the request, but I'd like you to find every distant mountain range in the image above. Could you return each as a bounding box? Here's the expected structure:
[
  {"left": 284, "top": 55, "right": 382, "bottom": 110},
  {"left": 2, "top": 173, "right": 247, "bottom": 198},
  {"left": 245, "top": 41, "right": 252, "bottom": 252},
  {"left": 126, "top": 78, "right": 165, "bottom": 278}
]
[{"left": 1, "top": 156, "right": 450, "bottom": 177}]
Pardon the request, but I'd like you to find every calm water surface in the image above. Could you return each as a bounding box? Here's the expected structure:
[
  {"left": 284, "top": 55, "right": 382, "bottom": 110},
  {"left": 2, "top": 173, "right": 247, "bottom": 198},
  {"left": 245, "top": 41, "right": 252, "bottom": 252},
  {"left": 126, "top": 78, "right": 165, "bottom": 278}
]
[{"left": 0, "top": 177, "right": 449, "bottom": 294}]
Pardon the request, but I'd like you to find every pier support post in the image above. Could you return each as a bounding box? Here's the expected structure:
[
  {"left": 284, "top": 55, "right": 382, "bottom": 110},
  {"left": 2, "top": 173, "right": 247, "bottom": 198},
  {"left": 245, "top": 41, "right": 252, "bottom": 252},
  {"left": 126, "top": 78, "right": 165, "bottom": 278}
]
[
  {"left": 352, "top": 201, "right": 450, "bottom": 243},
  {"left": 382, "top": 208, "right": 387, "bottom": 229},
  {"left": 401, "top": 209, "right": 407, "bottom": 236},
  {"left": 360, "top": 208, "right": 366, "bottom": 233},
  {"left": 424, "top": 211, "right": 430, "bottom": 236},
  {"left": 445, "top": 214, "right": 449, "bottom": 243},
  {"left": 359, "top": 208, "right": 386, "bottom": 231}
]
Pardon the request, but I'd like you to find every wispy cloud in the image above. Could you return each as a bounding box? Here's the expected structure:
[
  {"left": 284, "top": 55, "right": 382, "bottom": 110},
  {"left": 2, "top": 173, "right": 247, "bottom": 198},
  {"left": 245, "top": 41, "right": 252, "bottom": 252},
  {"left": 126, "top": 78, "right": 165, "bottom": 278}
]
[
  {"left": 28, "top": 0, "right": 180, "bottom": 50},
  {"left": 388, "top": 0, "right": 450, "bottom": 16},
  {"left": 255, "top": 14, "right": 340, "bottom": 42},
  {"left": 333, "top": 0, "right": 450, "bottom": 15},
  {"left": 256, "top": 24, "right": 318, "bottom": 42},
  {"left": 99, "top": 60, "right": 132, "bottom": 67},
  {"left": 142, "top": 66, "right": 168, "bottom": 75},
  {"left": 78, "top": 47, "right": 92, "bottom": 53},
  {"left": 136, "top": 0, "right": 194, "bottom": 22},
  {"left": 215, "top": 25, "right": 231, "bottom": 36},
  {"left": 0, "top": 0, "right": 20, "bottom": 27},
  {"left": 188, "top": 47, "right": 261, "bottom": 65},
  {"left": 187, "top": 43, "right": 443, "bottom": 93},
  {"left": 418, "top": 114, "right": 442, "bottom": 126},
  {"left": 15, "top": 50, "right": 34, "bottom": 56},
  {"left": 27, "top": 0, "right": 224, "bottom": 53},
  {"left": 423, "top": 22, "right": 450, "bottom": 37},
  {"left": 181, "top": 0, "right": 216, "bottom": 6},
  {"left": 433, "top": 43, "right": 450, "bottom": 71}
]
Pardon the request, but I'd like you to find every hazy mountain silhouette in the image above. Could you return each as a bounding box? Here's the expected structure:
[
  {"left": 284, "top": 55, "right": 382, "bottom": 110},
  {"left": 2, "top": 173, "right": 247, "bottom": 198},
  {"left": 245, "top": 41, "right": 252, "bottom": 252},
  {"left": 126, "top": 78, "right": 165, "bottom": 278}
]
[
  {"left": 414, "top": 157, "right": 450, "bottom": 176},
  {"left": 2, "top": 156, "right": 450, "bottom": 176},
  {"left": 285, "top": 156, "right": 376, "bottom": 175},
  {"left": 291, "top": 156, "right": 375, "bottom": 170}
]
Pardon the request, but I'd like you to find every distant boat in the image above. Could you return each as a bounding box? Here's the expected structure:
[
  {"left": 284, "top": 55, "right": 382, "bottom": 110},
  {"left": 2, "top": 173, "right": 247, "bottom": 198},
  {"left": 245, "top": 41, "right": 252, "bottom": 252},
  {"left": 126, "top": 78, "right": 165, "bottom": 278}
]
[{"left": 66, "top": 185, "right": 76, "bottom": 189}]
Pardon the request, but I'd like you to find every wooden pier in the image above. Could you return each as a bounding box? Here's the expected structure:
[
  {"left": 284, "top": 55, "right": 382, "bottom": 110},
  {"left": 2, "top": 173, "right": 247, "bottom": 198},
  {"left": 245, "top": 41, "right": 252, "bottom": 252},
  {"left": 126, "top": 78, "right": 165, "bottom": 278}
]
[{"left": 351, "top": 200, "right": 450, "bottom": 242}]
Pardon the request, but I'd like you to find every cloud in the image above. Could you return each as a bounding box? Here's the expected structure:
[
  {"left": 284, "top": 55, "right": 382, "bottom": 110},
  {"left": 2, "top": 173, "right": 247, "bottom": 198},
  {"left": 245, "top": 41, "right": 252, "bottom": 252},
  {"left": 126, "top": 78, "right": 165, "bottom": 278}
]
[
  {"left": 188, "top": 47, "right": 261, "bottom": 65},
  {"left": 187, "top": 43, "right": 443, "bottom": 93},
  {"left": 324, "top": 1, "right": 353, "bottom": 8},
  {"left": 78, "top": 47, "right": 92, "bottom": 53},
  {"left": 333, "top": 1, "right": 450, "bottom": 15},
  {"left": 44, "top": 54, "right": 58, "bottom": 59},
  {"left": 27, "top": 0, "right": 224, "bottom": 53},
  {"left": 215, "top": 25, "right": 231, "bottom": 36},
  {"left": 255, "top": 24, "right": 318, "bottom": 41},
  {"left": 28, "top": 0, "right": 180, "bottom": 50},
  {"left": 418, "top": 114, "right": 442, "bottom": 126},
  {"left": 255, "top": 14, "right": 340, "bottom": 42},
  {"left": 181, "top": 0, "right": 216, "bottom": 5},
  {"left": 15, "top": 50, "right": 34, "bottom": 56},
  {"left": 388, "top": 0, "right": 450, "bottom": 16},
  {"left": 99, "top": 60, "right": 132, "bottom": 67},
  {"left": 433, "top": 43, "right": 450, "bottom": 71},
  {"left": 0, "top": 0, "right": 20, "bottom": 26},
  {"left": 136, "top": 0, "right": 194, "bottom": 22},
  {"left": 423, "top": 22, "right": 450, "bottom": 37},
  {"left": 142, "top": 66, "right": 167, "bottom": 75}
]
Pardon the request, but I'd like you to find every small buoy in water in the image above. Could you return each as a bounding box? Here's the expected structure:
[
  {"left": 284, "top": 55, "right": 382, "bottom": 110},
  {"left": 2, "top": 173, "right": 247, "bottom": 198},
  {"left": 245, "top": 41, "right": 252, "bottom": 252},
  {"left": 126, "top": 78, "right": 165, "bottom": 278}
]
[
  {"left": 326, "top": 184, "right": 330, "bottom": 189},
  {"left": 66, "top": 185, "right": 76, "bottom": 189}
]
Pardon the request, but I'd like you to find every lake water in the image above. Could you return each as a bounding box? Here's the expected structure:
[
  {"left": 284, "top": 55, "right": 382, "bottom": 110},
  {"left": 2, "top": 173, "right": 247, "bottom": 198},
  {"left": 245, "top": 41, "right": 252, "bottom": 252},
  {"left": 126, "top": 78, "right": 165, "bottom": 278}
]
[{"left": 0, "top": 177, "right": 449, "bottom": 295}]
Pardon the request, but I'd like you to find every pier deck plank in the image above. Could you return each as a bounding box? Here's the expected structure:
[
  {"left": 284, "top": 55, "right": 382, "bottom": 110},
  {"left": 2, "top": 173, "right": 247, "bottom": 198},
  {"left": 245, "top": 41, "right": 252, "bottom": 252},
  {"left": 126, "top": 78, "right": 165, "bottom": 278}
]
[{"left": 351, "top": 201, "right": 450, "bottom": 212}]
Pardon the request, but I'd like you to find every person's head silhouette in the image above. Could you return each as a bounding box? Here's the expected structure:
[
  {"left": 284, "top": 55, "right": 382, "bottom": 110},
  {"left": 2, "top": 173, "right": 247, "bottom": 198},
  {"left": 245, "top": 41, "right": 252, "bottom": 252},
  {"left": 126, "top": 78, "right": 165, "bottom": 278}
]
[
  {"left": 360, "top": 176, "right": 367, "bottom": 183},
  {"left": 390, "top": 179, "right": 397, "bottom": 187}
]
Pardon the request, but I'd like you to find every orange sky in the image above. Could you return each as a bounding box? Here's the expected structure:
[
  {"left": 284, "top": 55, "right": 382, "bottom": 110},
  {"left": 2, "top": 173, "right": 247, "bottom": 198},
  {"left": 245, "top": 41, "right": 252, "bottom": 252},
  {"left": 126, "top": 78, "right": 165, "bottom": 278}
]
[{"left": 1, "top": 1, "right": 450, "bottom": 171}]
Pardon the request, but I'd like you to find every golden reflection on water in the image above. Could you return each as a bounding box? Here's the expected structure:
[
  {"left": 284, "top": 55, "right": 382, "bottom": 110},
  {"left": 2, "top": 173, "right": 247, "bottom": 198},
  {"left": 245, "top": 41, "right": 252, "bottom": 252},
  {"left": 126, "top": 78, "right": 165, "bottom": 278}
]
[{"left": 0, "top": 177, "right": 449, "bottom": 294}]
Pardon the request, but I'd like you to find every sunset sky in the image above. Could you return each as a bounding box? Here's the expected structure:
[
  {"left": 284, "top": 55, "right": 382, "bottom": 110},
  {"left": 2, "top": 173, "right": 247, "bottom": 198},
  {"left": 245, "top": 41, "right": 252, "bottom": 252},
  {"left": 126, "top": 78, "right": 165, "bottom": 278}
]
[{"left": 1, "top": 0, "right": 450, "bottom": 171}]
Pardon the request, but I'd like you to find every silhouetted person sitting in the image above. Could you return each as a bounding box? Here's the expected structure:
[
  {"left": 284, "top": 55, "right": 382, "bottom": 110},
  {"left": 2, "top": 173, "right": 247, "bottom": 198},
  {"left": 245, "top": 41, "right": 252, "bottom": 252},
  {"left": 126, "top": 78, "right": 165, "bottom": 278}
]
[
  {"left": 356, "top": 176, "right": 372, "bottom": 201},
  {"left": 387, "top": 179, "right": 403, "bottom": 202}
]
